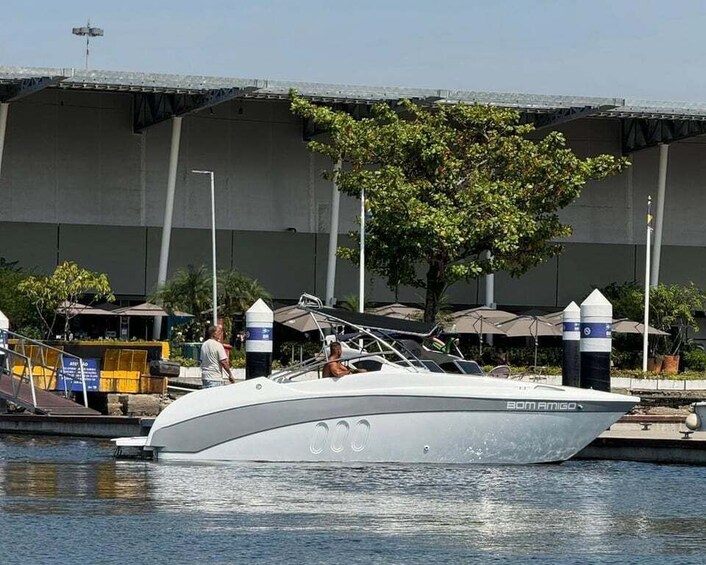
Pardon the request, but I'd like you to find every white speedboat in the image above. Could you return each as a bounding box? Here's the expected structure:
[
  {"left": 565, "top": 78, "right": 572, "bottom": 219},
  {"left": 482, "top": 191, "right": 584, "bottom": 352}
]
[{"left": 114, "top": 295, "right": 638, "bottom": 464}]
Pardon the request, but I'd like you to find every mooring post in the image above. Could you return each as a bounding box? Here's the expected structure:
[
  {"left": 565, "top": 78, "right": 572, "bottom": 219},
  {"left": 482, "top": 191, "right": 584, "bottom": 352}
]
[
  {"left": 580, "top": 290, "right": 613, "bottom": 391},
  {"left": 562, "top": 301, "right": 581, "bottom": 388},
  {"left": 245, "top": 299, "right": 273, "bottom": 379}
]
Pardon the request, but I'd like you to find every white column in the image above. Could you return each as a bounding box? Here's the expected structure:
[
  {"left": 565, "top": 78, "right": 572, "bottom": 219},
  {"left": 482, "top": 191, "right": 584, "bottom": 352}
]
[
  {"left": 650, "top": 143, "right": 669, "bottom": 287},
  {"left": 484, "top": 251, "right": 495, "bottom": 345},
  {"left": 484, "top": 255, "right": 494, "bottom": 308},
  {"left": 0, "top": 103, "right": 9, "bottom": 182},
  {"left": 359, "top": 188, "right": 365, "bottom": 313},
  {"left": 153, "top": 116, "right": 183, "bottom": 339},
  {"left": 209, "top": 171, "right": 217, "bottom": 326},
  {"left": 325, "top": 159, "right": 342, "bottom": 307}
]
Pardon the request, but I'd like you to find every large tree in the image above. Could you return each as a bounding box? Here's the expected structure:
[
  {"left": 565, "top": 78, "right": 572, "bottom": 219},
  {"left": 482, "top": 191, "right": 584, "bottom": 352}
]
[{"left": 291, "top": 94, "right": 629, "bottom": 322}]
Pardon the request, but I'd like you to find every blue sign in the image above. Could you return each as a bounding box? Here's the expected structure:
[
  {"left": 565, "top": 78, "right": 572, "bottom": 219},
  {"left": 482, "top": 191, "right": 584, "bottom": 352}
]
[
  {"left": 58, "top": 358, "right": 100, "bottom": 392},
  {"left": 580, "top": 323, "right": 612, "bottom": 339},
  {"left": 247, "top": 327, "right": 272, "bottom": 341}
]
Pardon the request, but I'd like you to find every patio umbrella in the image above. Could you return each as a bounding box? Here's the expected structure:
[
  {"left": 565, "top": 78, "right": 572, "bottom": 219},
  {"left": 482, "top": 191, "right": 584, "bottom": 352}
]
[
  {"left": 449, "top": 307, "right": 515, "bottom": 355},
  {"left": 273, "top": 305, "right": 334, "bottom": 333},
  {"left": 57, "top": 300, "right": 117, "bottom": 316},
  {"left": 114, "top": 302, "right": 193, "bottom": 318},
  {"left": 367, "top": 303, "right": 423, "bottom": 320},
  {"left": 612, "top": 318, "right": 669, "bottom": 336},
  {"left": 496, "top": 314, "right": 562, "bottom": 369}
]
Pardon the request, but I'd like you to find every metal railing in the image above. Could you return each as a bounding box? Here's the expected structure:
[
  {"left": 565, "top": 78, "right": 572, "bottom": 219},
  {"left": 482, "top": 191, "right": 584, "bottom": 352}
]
[
  {"left": 0, "top": 329, "right": 88, "bottom": 407},
  {"left": 0, "top": 346, "right": 38, "bottom": 410}
]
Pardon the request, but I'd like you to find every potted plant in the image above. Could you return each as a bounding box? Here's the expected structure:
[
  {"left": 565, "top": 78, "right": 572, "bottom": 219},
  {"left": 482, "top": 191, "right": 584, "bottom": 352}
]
[{"left": 649, "top": 283, "right": 706, "bottom": 374}]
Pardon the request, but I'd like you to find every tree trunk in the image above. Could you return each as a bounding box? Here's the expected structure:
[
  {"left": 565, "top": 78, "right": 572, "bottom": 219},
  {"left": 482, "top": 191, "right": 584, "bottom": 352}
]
[{"left": 424, "top": 261, "right": 446, "bottom": 323}]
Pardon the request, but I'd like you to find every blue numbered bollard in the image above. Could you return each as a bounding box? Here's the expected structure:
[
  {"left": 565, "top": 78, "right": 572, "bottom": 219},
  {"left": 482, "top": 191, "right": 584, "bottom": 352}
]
[
  {"left": 561, "top": 301, "right": 581, "bottom": 388},
  {"left": 580, "top": 290, "right": 612, "bottom": 392},
  {"left": 245, "top": 299, "right": 273, "bottom": 380}
]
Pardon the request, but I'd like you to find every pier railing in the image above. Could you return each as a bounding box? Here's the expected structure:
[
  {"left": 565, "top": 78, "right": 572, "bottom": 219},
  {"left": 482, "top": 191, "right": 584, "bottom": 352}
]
[
  {"left": 0, "top": 330, "right": 88, "bottom": 408},
  {"left": 0, "top": 346, "right": 38, "bottom": 410}
]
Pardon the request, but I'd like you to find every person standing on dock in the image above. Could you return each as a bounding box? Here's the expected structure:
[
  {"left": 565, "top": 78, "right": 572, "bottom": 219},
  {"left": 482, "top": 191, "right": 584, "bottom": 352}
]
[{"left": 201, "top": 326, "right": 234, "bottom": 387}]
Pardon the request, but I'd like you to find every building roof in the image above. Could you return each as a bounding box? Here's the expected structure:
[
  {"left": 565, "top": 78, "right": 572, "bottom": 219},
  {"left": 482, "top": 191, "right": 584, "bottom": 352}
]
[{"left": 3, "top": 65, "right": 706, "bottom": 150}]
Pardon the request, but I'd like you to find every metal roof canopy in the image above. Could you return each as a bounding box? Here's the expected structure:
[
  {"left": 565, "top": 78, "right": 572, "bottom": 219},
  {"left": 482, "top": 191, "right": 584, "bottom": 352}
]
[{"left": 3, "top": 65, "right": 706, "bottom": 150}]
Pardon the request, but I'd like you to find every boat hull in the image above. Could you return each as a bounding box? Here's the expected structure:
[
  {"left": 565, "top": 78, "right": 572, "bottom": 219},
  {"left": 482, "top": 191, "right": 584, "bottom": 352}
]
[
  {"left": 154, "top": 409, "right": 627, "bottom": 464},
  {"left": 145, "top": 375, "right": 637, "bottom": 464}
]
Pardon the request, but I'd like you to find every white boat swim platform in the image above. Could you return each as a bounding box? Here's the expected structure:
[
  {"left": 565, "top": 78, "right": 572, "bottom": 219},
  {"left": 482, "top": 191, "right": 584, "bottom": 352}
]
[{"left": 112, "top": 436, "right": 149, "bottom": 448}]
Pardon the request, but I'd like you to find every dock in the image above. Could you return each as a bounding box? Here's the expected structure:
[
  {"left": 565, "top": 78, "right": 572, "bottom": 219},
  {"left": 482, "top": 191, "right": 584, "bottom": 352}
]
[
  {"left": 0, "top": 413, "right": 153, "bottom": 438},
  {"left": 574, "top": 415, "right": 706, "bottom": 465}
]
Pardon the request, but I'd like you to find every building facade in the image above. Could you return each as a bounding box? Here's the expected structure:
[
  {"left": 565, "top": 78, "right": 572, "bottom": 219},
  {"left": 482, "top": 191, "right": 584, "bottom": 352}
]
[{"left": 2, "top": 66, "right": 706, "bottom": 314}]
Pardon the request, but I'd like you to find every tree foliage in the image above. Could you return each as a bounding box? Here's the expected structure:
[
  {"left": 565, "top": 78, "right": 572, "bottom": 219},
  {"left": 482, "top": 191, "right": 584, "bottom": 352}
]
[
  {"left": 17, "top": 261, "right": 114, "bottom": 338},
  {"left": 0, "top": 259, "right": 41, "bottom": 334},
  {"left": 291, "top": 93, "right": 629, "bottom": 321},
  {"left": 599, "top": 281, "right": 706, "bottom": 355},
  {"left": 153, "top": 265, "right": 270, "bottom": 340}
]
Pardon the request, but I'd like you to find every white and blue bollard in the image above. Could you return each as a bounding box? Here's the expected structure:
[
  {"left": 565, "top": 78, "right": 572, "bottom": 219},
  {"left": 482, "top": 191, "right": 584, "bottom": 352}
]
[
  {"left": 561, "top": 301, "right": 581, "bottom": 388},
  {"left": 580, "top": 289, "right": 612, "bottom": 392},
  {"left": 245, "top": 299, "right": 273, "bottom": 380}
]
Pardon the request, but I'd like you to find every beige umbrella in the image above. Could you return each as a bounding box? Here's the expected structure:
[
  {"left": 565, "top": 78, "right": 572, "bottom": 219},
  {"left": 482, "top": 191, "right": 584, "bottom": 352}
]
[
  {"left": 612, "top": 318, "right": 669, "bottom": 336},
  {"left": 114, "top": 302, "right": 193, "bottom": 317},
  {"left": 496, "top": 314, "right": 562, "bottom": 369},
  {"left": 367, "top": 303, "right": 423, "bottom": 320},
  {"left": 57, "top": 300, "right": 117, "bottom": 316},
  {"left": 274, "top": 305, "right": 334, "bottom": 333},
  {"left": 449, "top": 307, "right": 515, "bottom": 355}
]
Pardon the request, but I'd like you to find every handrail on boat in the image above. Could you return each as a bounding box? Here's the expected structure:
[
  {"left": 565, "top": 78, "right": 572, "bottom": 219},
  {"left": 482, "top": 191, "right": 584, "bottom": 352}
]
[{"left": 271, "top": 294, "right": 432, "bottom": 382}]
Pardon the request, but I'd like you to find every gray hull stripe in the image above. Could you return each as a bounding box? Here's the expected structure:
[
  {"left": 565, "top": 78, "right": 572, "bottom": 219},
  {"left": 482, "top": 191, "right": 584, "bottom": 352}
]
[{"left": 151, "top": 394, "right": 636, "bottom": 454}]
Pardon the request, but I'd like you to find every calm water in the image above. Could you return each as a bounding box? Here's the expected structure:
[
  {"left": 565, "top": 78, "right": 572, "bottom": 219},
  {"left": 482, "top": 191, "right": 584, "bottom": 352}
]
[{"left": 0, "top": 435, "right": 705, "bottom": 564}]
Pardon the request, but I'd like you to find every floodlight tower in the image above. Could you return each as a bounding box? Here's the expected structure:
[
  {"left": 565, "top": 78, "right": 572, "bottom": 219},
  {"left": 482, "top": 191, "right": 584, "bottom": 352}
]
[{"left": 72, "top": 20, "right": 104, "bottom": 70}]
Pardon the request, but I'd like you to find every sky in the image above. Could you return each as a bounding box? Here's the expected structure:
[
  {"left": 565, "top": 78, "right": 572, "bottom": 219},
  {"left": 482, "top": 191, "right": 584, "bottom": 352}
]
[{"left": 2, "top": 0, "right": 706, "bottom": 103}]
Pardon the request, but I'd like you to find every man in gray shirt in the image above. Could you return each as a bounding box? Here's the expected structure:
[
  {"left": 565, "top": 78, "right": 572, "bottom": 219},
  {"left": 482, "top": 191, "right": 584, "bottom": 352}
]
[{"left": 200, "top": 325, "right": 233, "bottom": 388}]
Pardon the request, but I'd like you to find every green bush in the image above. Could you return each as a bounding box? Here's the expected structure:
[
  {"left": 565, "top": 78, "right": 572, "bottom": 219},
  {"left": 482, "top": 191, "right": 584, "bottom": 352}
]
[{"left": 683, "top": 349, "right": 706, "bottom": 372}]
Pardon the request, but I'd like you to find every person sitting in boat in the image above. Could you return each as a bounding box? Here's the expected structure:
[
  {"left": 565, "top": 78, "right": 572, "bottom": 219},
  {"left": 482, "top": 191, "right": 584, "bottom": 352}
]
[{"left": 322, "top": 341, "right": 366, "bottom": 378}]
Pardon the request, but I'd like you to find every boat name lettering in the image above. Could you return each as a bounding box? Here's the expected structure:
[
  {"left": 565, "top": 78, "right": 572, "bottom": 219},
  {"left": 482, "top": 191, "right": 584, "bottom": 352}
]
[{"left": 507, "top": 401, "right": 578, "bottom": 411}]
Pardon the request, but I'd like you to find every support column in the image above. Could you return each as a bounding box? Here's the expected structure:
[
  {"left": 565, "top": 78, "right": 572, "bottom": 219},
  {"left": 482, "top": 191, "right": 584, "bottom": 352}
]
[
  {"left": 650, "top": 143, "right": 669, "bottom": 287},
  {"left": 484, "top": 251, "right": 495, "bottom": 345},
  {"left": 0, "top": 103, "right": 9, "bottom": 182},
  {"left": 325, "top": 159, "right": 342, "bottom": 307},
  {"left": 152, "top": 116, "right": 183, "bottom": 339}
]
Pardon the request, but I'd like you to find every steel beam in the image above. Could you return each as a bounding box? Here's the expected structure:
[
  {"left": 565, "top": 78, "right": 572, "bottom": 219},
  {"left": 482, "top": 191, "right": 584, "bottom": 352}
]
[
  {"left": 623, "top": 118, "right": 706, "bottom": 153},
  {"left": 522, "top": 105, "right": 616, "bottom": 130},
  {"left": 134, "top": 86, "right": 257, "bottom": 132},
  {"left": 0, "top": 76, "right": 64, "bottom": 102}
]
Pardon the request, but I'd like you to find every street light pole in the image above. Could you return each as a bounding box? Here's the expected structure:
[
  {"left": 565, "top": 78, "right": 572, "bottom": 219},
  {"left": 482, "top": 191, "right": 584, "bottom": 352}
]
[
  {"left": 359, "top": 188, "right": 365, "bottom": 314},
  {"left": 192, "top": 170, "right": 218, "bottom": 326},
  {"left": 72, "top": 20, "right": 104, "bottom": 70}
]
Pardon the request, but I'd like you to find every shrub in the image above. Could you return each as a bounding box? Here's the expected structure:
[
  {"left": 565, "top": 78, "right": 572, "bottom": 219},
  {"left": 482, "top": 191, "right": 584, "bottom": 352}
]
[{"left": 683, "top": 349, "right": 706, "bottom": 372}]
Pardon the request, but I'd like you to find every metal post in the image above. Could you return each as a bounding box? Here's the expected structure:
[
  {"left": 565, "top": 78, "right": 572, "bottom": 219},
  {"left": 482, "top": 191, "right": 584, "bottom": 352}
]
[
  {"left": 79, "top": 357, "right": 88, "bottom": 408},
  {"left": 643, "top": 196, "right": 653, "bottom": 373},
  {"left": 153, "top": 116, "right": 183, "bottom": 340},
  {"left": 0, "top": 103, "right": 8, "bottom": 182},
  {"left": 325, "top": 159, "right": 342, "bottom": 306},
  {"left": 192, "top": 170, "right": 218, "bottom": 325},
  {"left": 651, "top": 144, "right": 669, "bottom": 287},
  {"left": 359, "top": 188, "right": 365, "bottom": 313}
]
